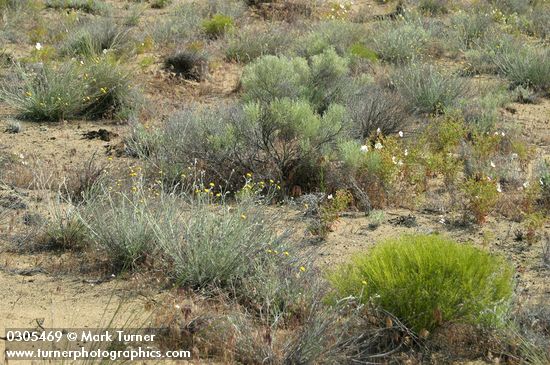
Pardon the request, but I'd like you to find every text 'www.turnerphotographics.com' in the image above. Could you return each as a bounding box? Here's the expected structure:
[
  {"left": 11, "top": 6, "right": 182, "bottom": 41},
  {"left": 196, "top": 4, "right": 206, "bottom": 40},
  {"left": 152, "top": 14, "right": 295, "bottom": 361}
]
[{"left": 4, "top": 328, "right": 192, "bottom": 361}]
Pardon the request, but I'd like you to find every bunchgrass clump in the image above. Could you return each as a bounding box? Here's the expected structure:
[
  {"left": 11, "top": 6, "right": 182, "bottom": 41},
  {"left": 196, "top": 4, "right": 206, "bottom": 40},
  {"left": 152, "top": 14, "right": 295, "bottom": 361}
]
[
  {"left": 297, "top": 20, "right": 367, "bottom": 58},
  {"left": 0, "top": 59, "right": 139, "bottom": 121},
  {"left": 225, "top": 24, "right": 295, "bottom": 63},
  {"left": 371, "top": 19, "right": 430, "bottom": 64},
  {"left": 76, "top": 181, "right": 180, "bottom": 271},
  {"left": 328, "top": 234, "right": 514, "bottom": 333},
  {"left": 61, "top": 19, "right": 131, "bottom": 58},
  {"left": 492, "top": 45, "right": 550, "bottom": 92},
  {"left": 393, "top": 63, "right": 468, "bottom": 114}
]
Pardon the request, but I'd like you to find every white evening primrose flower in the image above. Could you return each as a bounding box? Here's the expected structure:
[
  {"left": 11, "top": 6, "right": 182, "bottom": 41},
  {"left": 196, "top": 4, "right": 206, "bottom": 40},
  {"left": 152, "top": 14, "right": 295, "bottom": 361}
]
[
  {"left": 360, "top": 145, "right": 369, "bottom": 153},
  {"left": 35, "top": 42, "right": 42, "bottom": 51},
  {"left": 374, "top": 142, "right": 383, "bottom": 149},
  {"left": 398, "top": 131, "right": 404, "bottom": 137},
  {"left": 327, "top": 194, "right": 333, "bottom": 200}
]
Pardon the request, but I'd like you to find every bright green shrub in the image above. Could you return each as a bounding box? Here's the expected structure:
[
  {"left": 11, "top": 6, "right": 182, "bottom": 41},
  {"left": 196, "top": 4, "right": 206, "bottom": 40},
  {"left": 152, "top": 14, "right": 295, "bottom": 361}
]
[
  {"left": 328, "top": 234, "right": 514, "bottom": 332},
  {"left": 202, "top": 14, "right": 233, "bottom": 38}
]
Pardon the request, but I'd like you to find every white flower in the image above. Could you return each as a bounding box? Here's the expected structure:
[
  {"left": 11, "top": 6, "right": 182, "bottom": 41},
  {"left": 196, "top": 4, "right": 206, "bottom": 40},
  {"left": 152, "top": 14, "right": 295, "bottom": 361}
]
[
  {"left": 374, "top": 142, "right": 383, "bottom": 149},
  {"left": 496, "top": 183, "right": 502, "bottom": 193},
  {"left": 360, "top": 145, "right": 369, "bottom": 153},
  {"left": 404, "top": 149, "right": 409, "bottom": 156},
  {"left": 439, "top": 217, "right": 446, "bottom": 224},
  {"left": 392, "top": 156, "right": 397, "bottom": 164},
  {"left": 490, "top": 161, "right": 496, "bottom": 168},
  {"left": 175, "top": 304, "right": 181, "bottom": 310},
  {"left": 541, "top": 178, "right": 545, "bottom": 186},
  {"left": 102, "top": 49, "right": 108, "bottom": 54},
  {"left": 523, "top": 181, "right": 529, "bottom": 189},
  {"left": 501, "top": 132, "right": 505, "bottom": 137},
  {"left": 327, "top": 194, "right": 333, "bottom": 200},
  {"left": 35, "top": 42, "right": 42, "bottom": 51},
  {"left": 18, "top": 153, "right": 24, "bottom": 159},
  {"left": 376, "top": 127, "right": 381, "bottom": 134},
  {"left": 398, "top": 160, "right": 404, "bottom": 166},
  {"left": 398, "top": 131, "right": 404, "bottom": 138}
]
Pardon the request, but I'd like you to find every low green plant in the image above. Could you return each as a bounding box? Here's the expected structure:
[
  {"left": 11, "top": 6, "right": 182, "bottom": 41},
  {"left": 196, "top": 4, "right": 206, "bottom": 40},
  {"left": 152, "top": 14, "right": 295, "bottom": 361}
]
[
  {"left": 309, "top": 190, "right": 352, "bottom": 237},
  {"left": 202, "top": 14, "right": 233, "bottom": 38},
  {"left": 328, "top": 234, "right": 514, "bottom": 332},
  {"left": 348, "top": 43, "right": 378, "bottom": 62},
  {"left": 461, "top": 176, "right": 500, "bottom": 224}
]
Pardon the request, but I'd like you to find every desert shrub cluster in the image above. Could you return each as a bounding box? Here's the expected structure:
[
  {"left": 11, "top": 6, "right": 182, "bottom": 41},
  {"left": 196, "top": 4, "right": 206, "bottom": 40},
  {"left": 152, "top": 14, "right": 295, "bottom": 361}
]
[{"left": 2, "top": 0, "right": 550, "bottom": 363}]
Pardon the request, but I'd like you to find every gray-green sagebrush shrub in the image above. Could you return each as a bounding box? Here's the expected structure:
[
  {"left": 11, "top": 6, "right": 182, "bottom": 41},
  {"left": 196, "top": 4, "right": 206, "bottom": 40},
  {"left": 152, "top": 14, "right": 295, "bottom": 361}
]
[
  {"left": 0, "top": 59, "right": 139, "bottom": 121},
  {"left": 131, "top": 99, "right": 347, "bottom": 190},
  {"left": 241, "top": 48, "right": 351, "bottom": 113},
  {"left": 328, "top": 234, "right": 514, "bottom": 333}
]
